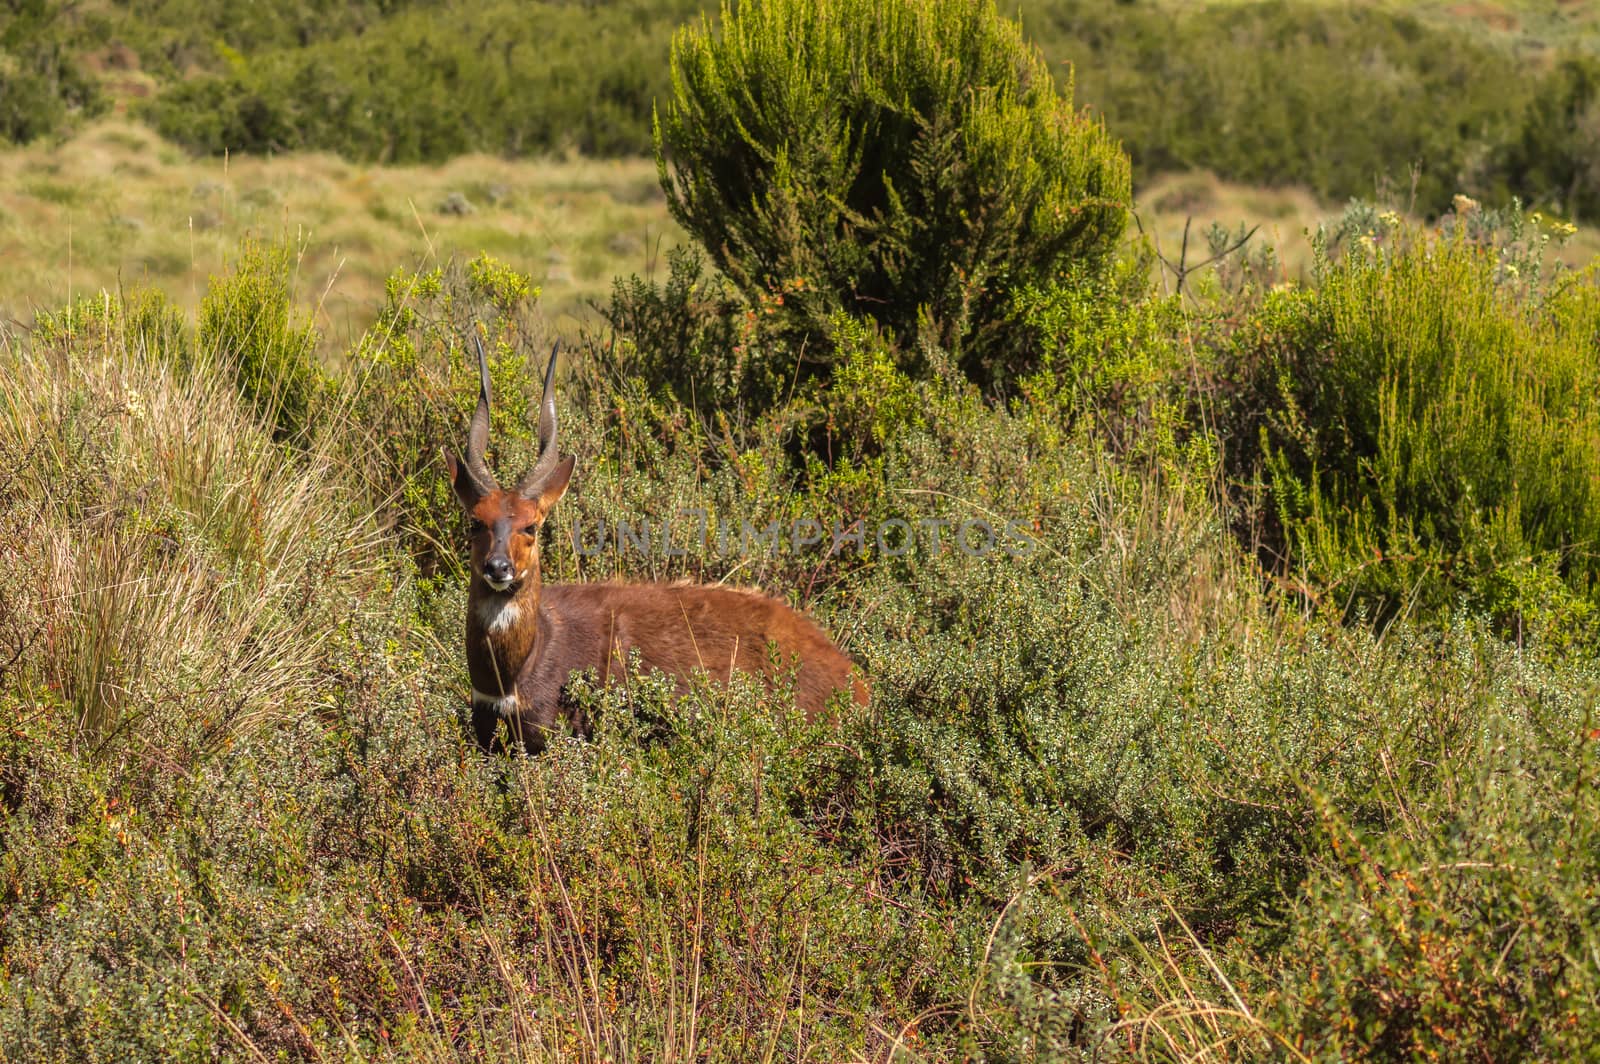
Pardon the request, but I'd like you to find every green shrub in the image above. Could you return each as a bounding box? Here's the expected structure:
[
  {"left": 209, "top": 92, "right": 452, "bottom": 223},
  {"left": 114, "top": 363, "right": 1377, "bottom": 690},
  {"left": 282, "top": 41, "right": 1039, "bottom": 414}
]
[
  {"left": 1493, "top": 52, "right": 1600, "bottom": 222},
  {"left": 1230, "top": 218, "right": 1600, "bottom": 640},
  {"left": 197, "top": 238, "right": 326, "bottom": 441},
  {"left": 35, "top": 285, "right": 192, "bottom": 368},
  {"left": 605, "top": 247, "right": 938, "bottom": 460},
  {"left": 601, "top": 246, "right": 759, "bottom": 423},
  {"left": 1265, "top": 775, "right": 1600, "bottom": 1060},
  {"left": 1010, "top": 258, "right": 1193, "bottom": 455},
  {"left": 656, "top": 0, "right": 1130, "bottom": 386}
]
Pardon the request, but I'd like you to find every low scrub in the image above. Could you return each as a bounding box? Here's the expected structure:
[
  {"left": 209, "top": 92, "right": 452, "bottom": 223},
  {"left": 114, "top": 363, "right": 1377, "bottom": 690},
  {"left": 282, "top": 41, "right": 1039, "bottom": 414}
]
[
  {"left": 1037, "top": 0, "right": 1524, "bottom": 214},
  {"left": 0, "top": 2, "right": 104, "bottom": 145}
]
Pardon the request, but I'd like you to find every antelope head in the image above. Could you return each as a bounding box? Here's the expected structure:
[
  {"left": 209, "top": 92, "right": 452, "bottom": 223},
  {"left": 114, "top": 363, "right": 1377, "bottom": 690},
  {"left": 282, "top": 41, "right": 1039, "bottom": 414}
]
[{"left": 444, "top": 336, "right": 575, "bottom": 597}]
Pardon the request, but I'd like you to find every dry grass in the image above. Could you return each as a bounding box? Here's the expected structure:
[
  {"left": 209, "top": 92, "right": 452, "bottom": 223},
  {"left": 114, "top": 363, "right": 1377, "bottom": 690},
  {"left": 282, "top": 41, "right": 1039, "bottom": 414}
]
[
  {"left": 1138, "top": 169, "right": 1600, "bottom": 285},
  {"left": 0, "top": 315, "right": 387, "bottom": 750},
  {"left": 1138, "top": 172, "right": 1331, "bottom": 286},
  {"left": 0, "top": 119, "right": 687, "bottom": 351}
]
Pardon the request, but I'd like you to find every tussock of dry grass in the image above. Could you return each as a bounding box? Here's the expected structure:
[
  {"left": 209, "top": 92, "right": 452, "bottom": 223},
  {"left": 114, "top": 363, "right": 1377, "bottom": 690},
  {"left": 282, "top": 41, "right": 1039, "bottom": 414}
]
[{"left": 0, "top": 313, "right": 386, "bottom": 749}]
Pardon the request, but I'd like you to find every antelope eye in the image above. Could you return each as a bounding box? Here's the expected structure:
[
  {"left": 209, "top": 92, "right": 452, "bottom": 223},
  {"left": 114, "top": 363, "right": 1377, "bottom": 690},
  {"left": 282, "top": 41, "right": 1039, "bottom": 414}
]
[
  {"left": 468, "top": 519, "right": 487, "bottom": 534},
  {"left": 522, "top": 524, "right": 540, "bottom": 536}
]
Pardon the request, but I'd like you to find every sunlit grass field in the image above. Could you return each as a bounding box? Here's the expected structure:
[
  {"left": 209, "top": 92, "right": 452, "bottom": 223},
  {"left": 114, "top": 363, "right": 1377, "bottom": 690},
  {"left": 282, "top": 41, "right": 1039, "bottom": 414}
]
[{"left": 0, "top": 121, "right": 688, "bottom": 350}]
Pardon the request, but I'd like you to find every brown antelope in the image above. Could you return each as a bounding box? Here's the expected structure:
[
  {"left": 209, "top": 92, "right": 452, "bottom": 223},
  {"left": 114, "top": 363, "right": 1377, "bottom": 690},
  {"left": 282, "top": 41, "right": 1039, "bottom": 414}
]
[{"left": 445, "top": 337, "right": 867, "bottom": 753}]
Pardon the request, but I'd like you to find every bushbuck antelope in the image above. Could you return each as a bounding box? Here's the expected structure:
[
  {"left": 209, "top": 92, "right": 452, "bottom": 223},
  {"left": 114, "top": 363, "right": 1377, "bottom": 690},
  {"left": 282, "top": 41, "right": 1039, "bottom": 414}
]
[{"left": 446, "top": 338, "right": 867, "bottom": 753}]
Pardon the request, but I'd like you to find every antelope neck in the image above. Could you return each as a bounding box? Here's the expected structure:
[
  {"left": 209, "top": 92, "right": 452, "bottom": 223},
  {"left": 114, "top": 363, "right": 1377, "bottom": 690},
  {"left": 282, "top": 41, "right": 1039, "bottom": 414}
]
[{"left": 469, "top": 579, "right": 543, "bottom": 697}]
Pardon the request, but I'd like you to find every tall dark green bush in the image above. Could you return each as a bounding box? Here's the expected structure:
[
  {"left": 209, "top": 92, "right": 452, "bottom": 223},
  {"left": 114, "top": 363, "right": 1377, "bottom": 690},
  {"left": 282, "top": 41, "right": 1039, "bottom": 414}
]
[
  {"left": 1232, "top": 223, "right": 1600, "bottom": 639},
  {"left": 601, "top": 246, "right": 757, "bottom": 424},
  {"left": 655, "top": 0, "right": 1131, "bottom": 384}
]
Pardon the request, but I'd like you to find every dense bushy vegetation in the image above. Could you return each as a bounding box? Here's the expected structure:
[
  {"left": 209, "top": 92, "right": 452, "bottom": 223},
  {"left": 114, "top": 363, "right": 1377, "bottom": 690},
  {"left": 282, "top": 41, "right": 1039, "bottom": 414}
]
[
  {"left": 1228, "top": 209, "right": 1600, "bottom": 641},
  {"left": 5, "top": 0, "right": 1600, "bottom": 1057},
  {"left": 141, "top": 0, "right": 696, "bottom": 160},
  {"left": 1035, "top": 1, "right": 1523, "bottom": 214},
  {"left": 7, "top": 231, "right": 1600, "bottom": 1057},
  {"left": 1498, "top": 51, "right": 1600, "bottom": 222},
  {"left": 6, "top": 0, "right": 700, "bottom": 158},
  {"left": 0, "top": 0, "right": 105, "bottom": 144}
]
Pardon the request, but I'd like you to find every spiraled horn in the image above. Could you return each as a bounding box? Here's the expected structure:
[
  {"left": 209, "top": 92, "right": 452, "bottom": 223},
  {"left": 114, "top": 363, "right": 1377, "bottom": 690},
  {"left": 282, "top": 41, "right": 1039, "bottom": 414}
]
[
  {"left": 462, "top": 332, "right": 500, "bottom": 495},
  {"left": 515, "top": 342, "right": 562, "bottom": 498}
]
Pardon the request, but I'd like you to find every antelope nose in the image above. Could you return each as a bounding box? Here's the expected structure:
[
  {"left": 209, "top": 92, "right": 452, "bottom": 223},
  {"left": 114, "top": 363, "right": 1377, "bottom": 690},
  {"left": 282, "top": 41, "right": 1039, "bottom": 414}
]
[{"left": 484, "top": 558, "right": 514, "bottom": 586}]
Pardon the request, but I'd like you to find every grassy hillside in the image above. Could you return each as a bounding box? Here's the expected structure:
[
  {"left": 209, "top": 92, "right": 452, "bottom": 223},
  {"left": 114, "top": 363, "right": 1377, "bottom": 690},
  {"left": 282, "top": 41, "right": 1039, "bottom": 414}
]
[
  {"left": 0, "top": 123, "right": 1279, "bottom": 348},
  {"left": 0, "top": 118, "right": 1323, "bottom": 345},
  {"left": 7, "top": 119, "right": 1600, "bottom": 351},
  {"left": 0, "top": 121, "right": 687, "bottom": 344}
]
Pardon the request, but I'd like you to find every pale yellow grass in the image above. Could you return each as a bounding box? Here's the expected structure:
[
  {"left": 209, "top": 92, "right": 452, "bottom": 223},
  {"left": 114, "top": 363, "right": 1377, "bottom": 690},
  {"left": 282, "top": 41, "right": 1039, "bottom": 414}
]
[
  {"left": 0, "top": 119, "right": 685, "bottom": 350},
  {"left": 1138, "top": 172, "right": 1331, "bottom": 287},
  {"left": 1139, "top": 169, "right": 1600, "bottom": 287}
]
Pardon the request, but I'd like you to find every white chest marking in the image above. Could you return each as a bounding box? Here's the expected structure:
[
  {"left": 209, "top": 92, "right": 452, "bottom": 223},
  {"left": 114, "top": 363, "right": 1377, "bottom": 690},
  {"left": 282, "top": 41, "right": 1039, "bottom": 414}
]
[
  {"left": 472, "top": 688, "right": 520, "bottom": 718},
  {"left": 479, "top": 600, "right": 521, "bottom": 635}
]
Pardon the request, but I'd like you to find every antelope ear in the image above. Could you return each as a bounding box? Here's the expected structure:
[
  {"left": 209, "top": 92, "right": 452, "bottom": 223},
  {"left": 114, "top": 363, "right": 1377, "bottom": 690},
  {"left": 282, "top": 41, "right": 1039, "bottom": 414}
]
[
  {"left": 529, "top": 454, "right": 575, "bottom": 516},
  {"left": 444, "top": 448, "right": 483, "bottom": 510}
]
